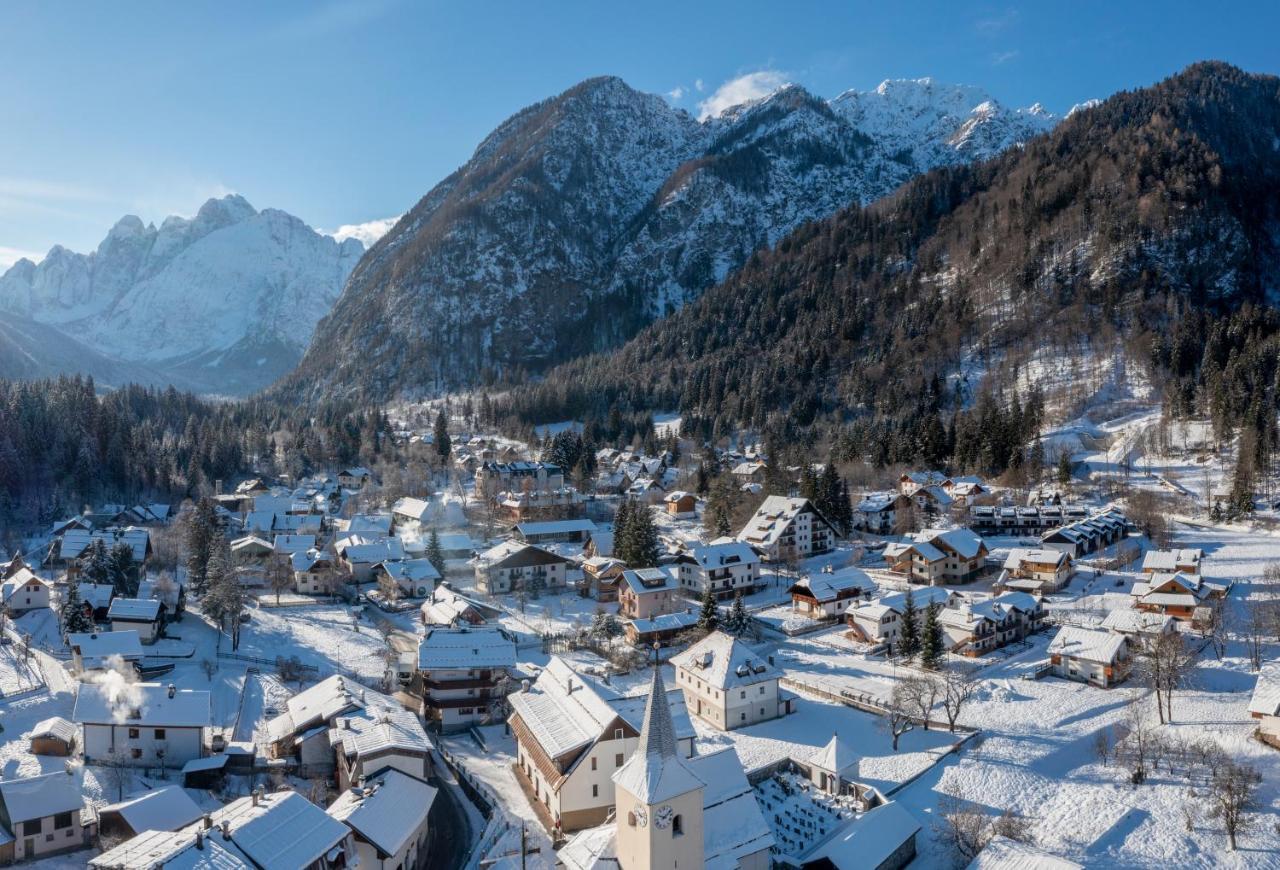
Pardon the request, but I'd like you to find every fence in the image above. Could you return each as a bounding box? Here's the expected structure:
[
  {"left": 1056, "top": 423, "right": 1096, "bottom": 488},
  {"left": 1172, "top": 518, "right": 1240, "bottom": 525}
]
[{"left": 216, "top": 651, "right": 320, "bottom": 674}]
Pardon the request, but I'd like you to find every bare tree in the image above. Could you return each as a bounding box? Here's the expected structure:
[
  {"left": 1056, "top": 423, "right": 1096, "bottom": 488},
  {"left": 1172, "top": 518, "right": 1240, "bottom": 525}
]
[
  {"left": 898, "top": 674, "right": 941, "bottom": 731},
  {"left": 1092, "top": 727, "right": 1113, "bottom": 766},
  {"left": 99, "top": 748, "right": 135, "bottom": 802},
  {"left": 1136, "top": 631, "right": 1195, "bottom": 724},
  {"left": 885, "top": 681, "right": 918, "bottom": 751},
  {"left": 200, "top": 658, "right": 217, "bottom": 681},
  {"left": 1243, "top": 599, "right": 1270, "bottom": 671},
  {"left": 1117, "top": 695, "right": 1155, "bottom": 784},
  {"left": 1205, "top": 760, "right": 1262, "bottom": 850},
  {"left": 940, "top": 667, "right": 978, "bottom": 732},
  {"left": 267, "top": 554, "right": 294, "bottom": 606},
  {"left": 935, "top": 796, "right": 1034, "bottom": 864}
]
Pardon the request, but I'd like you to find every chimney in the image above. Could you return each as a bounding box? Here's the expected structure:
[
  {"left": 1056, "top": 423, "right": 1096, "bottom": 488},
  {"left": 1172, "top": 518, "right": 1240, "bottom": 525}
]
[
  {"left": 520, "top": 679, "right": 530, "bottom": 693},
  {"left": 221, "top": 820, "right": 231, "bottom": 840},
  {"left": 203, "top": 814, "right": 212, "bottom": 830},
  {"left": 167, "top": 684, "right": 177, "bottom": 699},
  {"left": 566, "top": 678, "right": 573, "bottom": 694},
  {"left": 195, "top": 830, "right": 204, "bottom": 851}
]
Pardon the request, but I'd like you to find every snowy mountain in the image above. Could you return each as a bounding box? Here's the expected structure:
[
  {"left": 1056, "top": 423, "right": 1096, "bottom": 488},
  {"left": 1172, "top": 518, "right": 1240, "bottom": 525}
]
[
  {"left": 0, "top": 195, "right": 364, "bottom": 394},
  {"left": 282, "top": 75, "right": 1056, "bottom": 401}
]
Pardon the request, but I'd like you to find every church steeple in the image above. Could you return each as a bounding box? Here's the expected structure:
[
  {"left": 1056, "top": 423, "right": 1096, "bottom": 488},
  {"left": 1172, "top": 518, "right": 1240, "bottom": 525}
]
[{"left": 614, "top": 665, "right": 703, "bottom": 803}]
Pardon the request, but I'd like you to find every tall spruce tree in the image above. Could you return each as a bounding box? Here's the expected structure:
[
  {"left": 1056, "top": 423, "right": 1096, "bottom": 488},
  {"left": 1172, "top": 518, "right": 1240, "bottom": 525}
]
[
  {"left": 185, "top": 497, "right": 218, "bottom": 596},
  {"left": 81, "top": 539, "right": 112, "bottom": 587},
  {"left": 433, "top": 410, "right": 452, "bottom": 466},
  {"left": 725, "top": 591, "right": 750, "bottom": 637},
  {"left": 921, "top": 604, "right": 944, "bottom": 669},
  {"left": 59, "top": 580, "right": 93, "bottom": 635},
  {"left": 622, "top": 503, "right": 660, "bottom": 568},
  {"left": 898, "top": 588, "right": 920, "bottom": 658},
  {"left": 426, "top": 529, "right": 446, "bottom": 577},
  {"left": 109, "top": 542, "right": 137, "bottom": 597},
  {"left": 698, "top": 585, "right": 720, "bottom": 633}
]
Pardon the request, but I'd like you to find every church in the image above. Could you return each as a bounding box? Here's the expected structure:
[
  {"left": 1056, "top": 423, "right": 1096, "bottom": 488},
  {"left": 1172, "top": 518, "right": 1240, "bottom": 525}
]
[{"left": 558, "top": 667, "right": 775, "bottom": 870}]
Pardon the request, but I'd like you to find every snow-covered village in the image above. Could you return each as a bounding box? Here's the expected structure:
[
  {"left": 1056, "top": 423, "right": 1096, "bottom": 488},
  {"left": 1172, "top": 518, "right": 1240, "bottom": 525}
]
[{"left": 5, "top": 6, "right": 1280, "bottom": 869}]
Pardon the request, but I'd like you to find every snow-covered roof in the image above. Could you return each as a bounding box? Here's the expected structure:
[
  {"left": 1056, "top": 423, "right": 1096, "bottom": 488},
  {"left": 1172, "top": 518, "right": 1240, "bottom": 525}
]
[
  {"left": 340, "top": 537, "right": 405, "bottom": 564},
  {"left": 77, "top": 582, "right": 115, "bottom": 609},
  {"left": 914, "top": 527, "right": 985, "bottom": 559},
  {"left": 856, "top": 491, "right": 900, "bottom": 512},
  {"left": 108, "top": 597, "right": 162, "bottom": 621},
  {"left": 807, "top": 732, "right": 858, "bottom": 775},
  {"left": 671, "top": 632, "right": 776, "bottom": 690},
  {"left": 417, "top": 626, "right": 515, "bottom": 670},
  {"left": 68, "top": 630, "right": 144, "bottom": 660},
  {"left": 30, "top": 716, "right": 77, "bottom": 744},
  {"left": 391, "top": 497, "right": 432, "bottom": 522},
  {"left": 1141, "top": 548, "right": 1202, "bottom": 573},
  {"left": 620, "top": 567, "right": 678, "bottom": 595},
  {"left": 326, "top": 769, "right": 436, "bottom": 858},
  {"left": 74, "top": 683, "right": 211, "bottom": 728},
  {"left": 0, "top": 771, "right": 84, "bottom": 822},
  {"left": 1003, "top": 548, "right": 1068, "bottom": 570},
  {"left": 204, "top": 790, "right": 349, "bottom": 869},
  {"left": 375, "top": 558, "right": 440, "bottom": 583},
  {"left": 99, "top": 785, "right": 203, "bottom": 833},
  {"left": 966, "top": 834, "right": 1083, "bottom": 869},
  {"left": 791, "top": 566, "right": 876, "bottom": 602},
  {"left": 869, "top": 586, "right": 951, "bottom": 615},
  {"left": 90, "top": 828, "right": 253, "bottom": 869},
  {"left": 0, "top": 568, "right": 47, "bottom": 600},
  {"left": 683, "top": 540, "right": 759, "bottom": 570},
  {"left": 1047, "top": 626, "right": 1127, "bottom": 664},
  {"left": 738, "top": 496, "right": 832, "bottom": 548},
  {"left": 514, "top": 519, "right": 597, "bottom": 536},
  {"left": 692, "top": 747, "right": 775, "bottom": 866},
  {"left": 330, "top": 707, "right": 433, "bottom": 761},
  {"left": 475, "top": 539, "right": 563, "bottom": 568},
  {"left": 613, "top": 667, "right": 704, "bottom": 804},
  {"left": 1249, "top": 663, "right": 1280, "bottom": 716},
  {"left": 801, "top": 801, "right": 921, "bottom": 869},
  {"left": 628, "top": 610, "right": 700, "bottom": 634},
  {"left": 266, "top": 675, "right": 392, "bottom": 743},
  {"left": 291, "top": 548, "right": 333, "bottom": 572},
  {"left": 509, "top": 657, "right": 622, "bottom": 760},
  {"left": 1100, "top": 608, "right": 1175, "bottom": 636},
  {"left": 59, "top": 527, "right": 151, "bottom": 562}
]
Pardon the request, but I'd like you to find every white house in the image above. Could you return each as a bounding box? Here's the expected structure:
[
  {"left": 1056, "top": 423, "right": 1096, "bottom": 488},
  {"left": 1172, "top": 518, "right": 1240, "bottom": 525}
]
[
  {"left": 473, "top": 541, "right": 569, "bottom": 595},
  {"left": 738, "top": 496, "right": 838, "bottom": 562},
  {"left": 328, "top": 706, "right": 435, "bottom": 791},
  {"left": 262, "top": 675, "right": 400, "bottom": 771},
  {"left": 371, "top": 558, "right": 439, "bottom": 599},
  {"left": 107, "top": 598, "right": 164, "bottom": 643},
  {"left": 670, "top": 631, "right": 785, "bottom": 731},
  {"left": 326, "top": 768, "right": 437, "bottom": 870},
  {"left": 1248, "top": 662, "right": 1280, "bottom": 749},
  {"left": 416, "top": 626, "right": 517, "bottom": 732},
  {"left": 846, "top": 587, "right": 953, "bottom": 647},
  {"left": 74, "top": 682, "right": 210, "bottom": 768},
  {"left": 1, "top": 568, "right": 50, "bottom": 614},
  {"left": 788, "top": 565, "right": 877, "bottom": 618},
  {"left": 67, "top": 630, "right": 144, "bottom": 674},
  {"left": 292, "top": 549, "right": 338, "bottom": 595},
  {"left": 674, "top": 539, "right": 761, "bottom": 600},
  {"left": 1048, "top": 627, "right": 1131, "bottom": 688},
  {"left": 0, "top": 771, "right": 92, "bottom": 862}
]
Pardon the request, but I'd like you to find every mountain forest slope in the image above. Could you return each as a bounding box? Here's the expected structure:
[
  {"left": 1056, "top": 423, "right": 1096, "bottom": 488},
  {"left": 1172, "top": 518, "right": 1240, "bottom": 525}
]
[{"left": 495, "top": 63, "right": 1280, "bottom": 476}]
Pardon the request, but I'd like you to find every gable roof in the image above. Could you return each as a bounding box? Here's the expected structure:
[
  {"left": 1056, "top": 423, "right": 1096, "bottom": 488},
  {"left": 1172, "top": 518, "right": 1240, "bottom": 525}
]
[
  {"left": 204, "top": 790, "right": 349, "bottom": 869},
  {"left": 99, "top": 785, "right": 203, "bottom": 834},
  {"left": 68, "top": 630, "right": 144, "bottom": 660},
  {"left": 326, "top": 769, "right": 436, "bottom": 858},
  {"left": 1047, "top": 626, "right": 1128, "bottom": 664},
  {"left": 738, "top": 496, "right": 836, "bottom": 548},
  {"left": 74, "top": 683, "right": 211, "bottom": 728},
  {"left": 476, "top": 540, "right": 567, "bottom": 570},
  {"left": 417, "top": 626, "right": 516, "bottom": 670},
  {"left": 790, "top": 566, "right": 876, "bottom": 602},
  {"left": 1141, "top": 548, "right": 1203, "bottom": 572},
  {"left": 965, "top": 835, "right": 1083, "bottom": 869},
  {"left": 620, "top": 567, "right": 678, "bottom": 595},
  {"left": 670, "top": 632, "right": 776, "bottom": 690},
  {"left": 90, "top": 828, "right": 252, "bottom": 869},
  {"left": 0, "top": 771, "right": 84, "bottom": 822},
  {"left": 682, "top": 540, "right": 758, "bottom": 571},
  {"left": 1248, "top": 662, "right": 1280, "bottom": 717},
  {"left": 108, "top": 597, "right": 162, "bottom": 622}
]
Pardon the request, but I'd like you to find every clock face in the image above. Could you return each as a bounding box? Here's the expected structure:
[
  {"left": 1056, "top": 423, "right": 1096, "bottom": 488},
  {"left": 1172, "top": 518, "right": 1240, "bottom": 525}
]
[
  {"left": 634, "top": 806, "right": 648, "bottom": 828},
  {"left": 654, "top": 805, "right": 675, "bottom": 829}
]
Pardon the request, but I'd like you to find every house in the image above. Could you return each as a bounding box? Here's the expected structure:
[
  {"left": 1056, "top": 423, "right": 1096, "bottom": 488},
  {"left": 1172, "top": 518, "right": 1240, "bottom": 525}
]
[
  {"left": 273, "top": 533, "right": 317, "bottom": 558},
  {"left": 1131, "top": 571, "right": 1208, "bottom": 621},
  {"left": 852, "top": 492, "right": 910, "bottom": 535},
  {"left": 371, "top": 558, "right": 439, "bottom": 599},
  {"left": 28, "top": 717, "right": 77, "bottom": 756},
  {"left": 674, "top": 539, "right": 761, "bottom": 601},
  {"left": 909, "top": 484, "right": 953, "bottom": 515},
  {"left": 202, "top": 789, "right": 356, "bottom": 870},
  {"left": 78, "top": 582, "right": 116, "bottom": 622},
  {"left": 75, "top": 682, "right": 211, "bottom": 767},
  {"left": 618, "top": 568, "right": 681, "bottom": 620},
  {"left": 738, "top": 496, "right": 839, "bottom": 562},
  {"left": 230, "top": 536, "right": 274, "bottom": 566},
  {"left": 937, "top": 592, "right": 1046, "bottom": 657},
  {"left": 52, "top": 526, "right": 152, "bottom": 571},
  {"left": 497, "top": 487, "right": 585, "bottom": 522},
  {"left": 1100, "top": 608, "right": 1177, "bottom": 645},
  {"left": 337, "top": 536, "right": 406, "bottom": 582},
  {"left": 476, "top": 461, "right": 565, "bottom": 497},
  {"left": 96, "top": 786, "right": 203, "bottom": 841},
  {"left": 508, "top": 657, "right": 697, "bottom": 832},
  {"left": 1141, "top": 548, "right": 1203, "bottom": 576},
  {"left": 947, "top": 479, "right": 991, "bottom": 508},
  {"left": 799, "top": 801, "right": 921, "bottom": 870},
  {"left": 90, "top": 827, "right": 252, "bottom": 869},
  {"left": 789, "top": 565, "right": 877, "bottom": 618},
  {"left": 328, "top": 706, "right": 435, "bottom": 791},
  {"left": 671, "top": 632, "right": 786, "bottom": 731},
  {"left": 107, "top": 598, "right": 164, "bottom": 644},
  {"left": 1000, "top": 548, "right": 1074, "bottom": 593},
  {"left": 0, "top": 772, "right": 93, "bottom": 862},
  {"left": 1248, "top": 662, "right": 1280, "bottom": 749},
  {"left": 473, "top": 541, "right": 569, "bottom": 595},
  {"left": 338, "top": 466, "right": 374, "bottom": 489},
  {"left": 390, "top": 497, "right": 433, "bottom": 530},
  {"left": 513, "top": 518, "right": 598, "bottom": 546},
  {"left": 584, "top": 530, "right": 615, "bottom": 559},
  {"left": 845, "top": 587, "right": 953, "bottom": 647},
  {"left": 415, "top": 626, "right": 517, "bottom": 731},
  {"left": 557, "top": 667, "right": 774, "bottom": 870},
  {"left": 1048, "top": 626, "right": 1131, "bottom": 688},
  {"left": 1040, "top": 509, "right": 1129, "bottom": 558},
  {"left": 897, "top": 471, "right": 949, "bottom": 495},
  {"left": 664, "top": 491, "right": 697, "bottom": 518},
  {"left": 262, "top": 675, "right": 398, "bottom": 770},
  {"left": 0, "top": 568, "right": 50, "bottom": 614},
  {"left": 326, "top": 769, "right": 436, "bottom": 870},
  {"left": 626, "top": 478, "right": 666, "bottom": 505},
  {"left": 67, "top": 631, "right": 144, "bottom": 674},
  {"left": 624, "top": 610, "right": 700, "bottom": 648},
  {"left": 731, "top": 460, "right": 768, "bottom": 484},
  {"left": 292, "top": 549, "right": 339, "bottom": 595},
  {"left": 583, "top": 556, "right": 627, "bottom": 602},
  {"left": 420, "top": 586, "right": 490, "bottom": 627},
  {"left": 437, "top": 532, "right": 479, "bottom": 559},
  {"left": 882, "top": 528, "right": 989, "bottom": 585},
  {"left": 966, "top": 835, "right": 1084, "bottom": 870}
]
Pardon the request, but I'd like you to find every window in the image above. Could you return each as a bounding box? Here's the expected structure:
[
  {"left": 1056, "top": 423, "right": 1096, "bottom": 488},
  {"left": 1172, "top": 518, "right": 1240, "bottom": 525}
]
[
  {"left": 627, "top": 812, "right": 637, "bottom": 827},
  {"left": 672, "top": 814, "right": 683, "bottom": 837},
  {"left": 591, "top": 757, "right": 597, "bottom": 771},
  {"left": 128, "top": 728, "right": 140, "bottom": 739},
  {"left": 154, "top": 729, "right": 165, "bottom": 739},
  {"left": 131, "top": 748, "right": 142, "bottom": 759},
  {"left": 592, "top": 784, "right": 599, "bottom": 797},
  {"left": 614, "top": 728, "right": 623, "bottom": 740},
  {"left": 615, "top": 753, "right": 624, "bottom": 767},
  {"left": 740, "top": 712, "right": 746, "bottom": 722},
  {"left": 759, "top": 686, "right": 766, "bottom": 695},
  {"left": 53, "top": 813, "right": 72, "bottom": 829},
  {"left": 21, "top": 819, "right": 41, "bottom": 836},
  {"left": 739, "top": 691, "right": 746, "bottom": 699}
]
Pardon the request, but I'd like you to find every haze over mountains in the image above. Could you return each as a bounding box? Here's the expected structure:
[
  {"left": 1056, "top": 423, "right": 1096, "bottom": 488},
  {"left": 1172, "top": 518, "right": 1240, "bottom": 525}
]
[
  {"left": 0, "top": 195, "right": 365, "bottom": 394},
  {"left": 278, "top": 76, "right": 1059, "bottom": 400}
]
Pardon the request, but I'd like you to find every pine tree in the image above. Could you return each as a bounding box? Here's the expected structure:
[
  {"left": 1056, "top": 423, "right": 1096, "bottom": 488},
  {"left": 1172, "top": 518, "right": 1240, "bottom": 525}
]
[
  {"left": 921, "top": 604, "right": 944, "bottom": 669},
  {"left": 109, "top": 542, "right": 137, "bottom": 597},
  {"left": 898, "top": 588, "right": 920, "bottom": 659},
  {"left": 426, "top": 529, "right": 446, "bottom": 576},
  {"left": 81, "top": 538, "right": 112, "bottom": 587},
  {"left": 698, "top": 585, "right": 719, "bottom": 634},
  {"left": 185, "top": 497, "right": 218, "bottom": 596},
  {"left": 203, "top": 541, "right": 244, "bottom": 650},
  {"left": 1056, "top": 452, "right": 1073, "bottom": 488},
  {"left": 725, "top": 591, "right": 750, "bottom": 637},
  {"left": 59, "top": 580, "right": 93, "bottom": 635},
  {"left": 433, "top": 410, "right": 452, "bottom": 466},
  {"left": 624, "top": 504, "right": 660, "bottom": 568}
]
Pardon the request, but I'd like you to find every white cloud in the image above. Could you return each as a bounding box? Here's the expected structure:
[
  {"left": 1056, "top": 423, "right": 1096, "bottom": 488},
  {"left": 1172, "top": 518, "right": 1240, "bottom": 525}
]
[
  {"left": 0, "top": 246, "right": 44, "bottom": 270},
  {"left": 991, "top": 50, "right": 1020, "bottom": 66},
  {"left": 694, "top": 79, "right": 705, "bottom": 92},
  {"left": 667, "top": 86, "right": 685, "bottom": 101},
  {"left": 696, "top": 70, "right": 789, "bottom": 121},
  {"left": 325, "top": 215, "right": 401, "bottom": 248}
]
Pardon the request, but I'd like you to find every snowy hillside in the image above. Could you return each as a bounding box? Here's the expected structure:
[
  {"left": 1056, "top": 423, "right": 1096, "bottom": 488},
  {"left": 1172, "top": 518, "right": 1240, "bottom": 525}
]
[
  {"left": 0, "top": 195, "right": 364, "bottom": 395},
  {"left": 283, "top": 75, "right": 1057, "bottom": 400}
]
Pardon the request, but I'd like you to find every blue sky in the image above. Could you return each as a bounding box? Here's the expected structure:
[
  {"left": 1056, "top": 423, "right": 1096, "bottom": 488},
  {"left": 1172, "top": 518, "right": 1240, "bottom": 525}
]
[{"left": 3, "top": 1, "right": 1278, "bottom": 266}]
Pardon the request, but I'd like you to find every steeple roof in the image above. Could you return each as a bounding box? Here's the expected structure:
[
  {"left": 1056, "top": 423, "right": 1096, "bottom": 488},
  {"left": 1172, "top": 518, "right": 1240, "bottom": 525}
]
[
  {"left": 809, "top": 731, "right": 858, "bottom": 775},
  {"left": 613, "top": 667, "right": 704, "bottom": 804}
]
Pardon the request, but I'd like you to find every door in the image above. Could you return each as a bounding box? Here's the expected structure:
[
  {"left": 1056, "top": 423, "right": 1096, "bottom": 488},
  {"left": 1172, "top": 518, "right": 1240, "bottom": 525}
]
[{"left": 24, "top": 839, "right": 33, "bottom": 857}]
